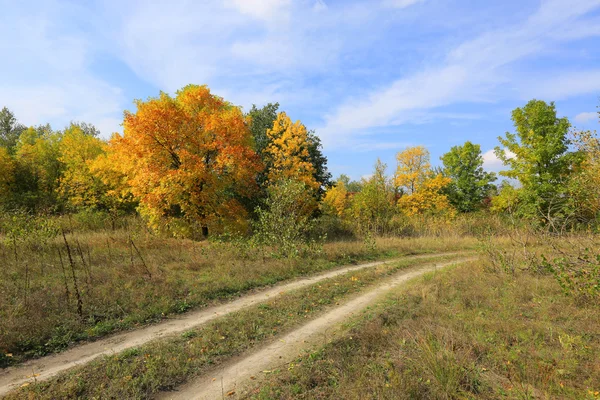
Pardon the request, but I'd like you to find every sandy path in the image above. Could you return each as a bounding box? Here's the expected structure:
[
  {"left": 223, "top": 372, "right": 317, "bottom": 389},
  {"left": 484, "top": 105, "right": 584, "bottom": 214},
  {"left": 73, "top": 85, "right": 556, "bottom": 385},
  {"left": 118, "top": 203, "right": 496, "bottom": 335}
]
[
  {"left": 157, "top": 257, "right": 477, "bottom": 400},
  {"left": 0, "top": 251, "right": 466, "bottom": 396}
]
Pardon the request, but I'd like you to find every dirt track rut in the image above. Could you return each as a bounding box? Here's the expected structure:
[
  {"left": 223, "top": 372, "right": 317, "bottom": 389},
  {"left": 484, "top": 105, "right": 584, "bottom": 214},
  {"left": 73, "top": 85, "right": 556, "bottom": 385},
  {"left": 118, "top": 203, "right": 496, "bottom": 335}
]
[{"left": 157, "top": 257, "right": 477, "bottom": 400}]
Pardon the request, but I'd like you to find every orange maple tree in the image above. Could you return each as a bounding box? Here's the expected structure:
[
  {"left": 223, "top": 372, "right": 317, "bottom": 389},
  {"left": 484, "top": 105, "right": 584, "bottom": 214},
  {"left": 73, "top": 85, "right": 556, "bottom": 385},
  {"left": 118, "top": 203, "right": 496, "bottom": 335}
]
[{"left": 110, "top": 85, "right": 262, "bottom": 237}]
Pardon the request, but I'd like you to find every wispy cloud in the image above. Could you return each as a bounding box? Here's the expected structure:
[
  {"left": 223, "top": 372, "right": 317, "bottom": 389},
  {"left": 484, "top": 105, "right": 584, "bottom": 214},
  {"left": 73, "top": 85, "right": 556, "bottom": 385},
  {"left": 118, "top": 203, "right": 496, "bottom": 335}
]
[
  {"left": 574, "top": 112, "right": 598, "bottom": 124},
  {"left": 0, "top": 0, "right": 124, "bottom": 135},
  {"left": 319, "top": 0, "right": 600, "bottom": 146}
]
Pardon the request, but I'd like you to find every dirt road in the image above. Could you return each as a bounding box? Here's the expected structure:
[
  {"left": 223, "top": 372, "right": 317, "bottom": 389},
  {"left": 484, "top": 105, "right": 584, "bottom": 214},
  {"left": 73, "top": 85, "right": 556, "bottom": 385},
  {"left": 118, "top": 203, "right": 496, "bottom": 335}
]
[
  {"left": 0, "top": 252, "right": 466, "bottom": 397},
  {"left": 157, "top": 257, "right": 477, "bottom": 400}
]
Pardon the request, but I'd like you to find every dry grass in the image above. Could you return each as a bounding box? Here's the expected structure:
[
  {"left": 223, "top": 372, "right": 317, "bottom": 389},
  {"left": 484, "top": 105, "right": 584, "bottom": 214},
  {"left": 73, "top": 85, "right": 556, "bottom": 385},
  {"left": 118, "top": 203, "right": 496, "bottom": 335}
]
[
  {"left": 246, "top": 259, "right": 600, "bottom": 399},
  {"left": 0, "top": 222, "right": 477, "bottom": 367}
]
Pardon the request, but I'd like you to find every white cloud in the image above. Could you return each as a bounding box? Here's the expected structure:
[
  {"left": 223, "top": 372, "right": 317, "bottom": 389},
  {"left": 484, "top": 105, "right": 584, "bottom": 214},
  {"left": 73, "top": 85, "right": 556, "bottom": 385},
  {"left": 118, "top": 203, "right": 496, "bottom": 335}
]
[
  {"left": 482, "top": 149, "right": 515, "bottom": 172},
  {"left": 226, "top": 0, "right": 291, "bottom": 21},
  {"left": 574, "top": 111, "right": 598, "bottom": 124},
  {"left": 381, "top": 0, "right": 425, "bottom": 9},
  {"left": 319, "top": 0, "right": 600, "bottom": 146}
]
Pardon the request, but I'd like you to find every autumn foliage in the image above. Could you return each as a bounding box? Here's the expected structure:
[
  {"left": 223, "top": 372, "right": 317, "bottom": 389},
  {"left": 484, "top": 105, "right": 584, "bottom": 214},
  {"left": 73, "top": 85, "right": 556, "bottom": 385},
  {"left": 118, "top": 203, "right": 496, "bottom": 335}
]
[
  {"left": 111, "top": 85, "right": 262, "bottom": 237},
  {"left": 265, "top": 112, "right": 320, "bottom": 191}
]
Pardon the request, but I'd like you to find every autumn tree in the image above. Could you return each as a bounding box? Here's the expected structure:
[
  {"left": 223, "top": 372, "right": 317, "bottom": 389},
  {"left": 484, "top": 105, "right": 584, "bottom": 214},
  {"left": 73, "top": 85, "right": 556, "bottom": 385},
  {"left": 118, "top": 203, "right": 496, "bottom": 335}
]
[
  {"left": 264, "top": 112, "right": 321, "bottom": 204},
  {"left": 567, "top": 129, "right": 600, "bottom": 224},
  {"left": 255, "top": 108, "right": 329, "bottom": 193},
  {"left": 58, "top": 123, "right": 107, "bottom": 209},
  {"left": 0, "top": 107, "right": 26, "bottom": 154},
  {"left": 395, "top": 146, "right": 453, "bottom": 217},
  {"left": 321, "top": 179, "right": 348, "bottom": 217},
  {"left": 396, "top": 174, "right": 453, "bottom": 216},
  {"left": 13, "top": 125, "right": 62, "bottom": 210},
  {"left": 441, "top": 141, "right": 496, "bottom": 212},
  {"left": 395, "top": 146, "right": 430, "bottom": 195},
  {"left": 90, "top": 137, "right": 138, "bottom": 217},
  {"left": 112, "top": 85, "right": 262, "bottom": 238},
  {"left": 495, "top": 100, "right": 581, "bottom": 220},
  {"left": 0, "top": 147, "right": 14, "bottom": 205}
]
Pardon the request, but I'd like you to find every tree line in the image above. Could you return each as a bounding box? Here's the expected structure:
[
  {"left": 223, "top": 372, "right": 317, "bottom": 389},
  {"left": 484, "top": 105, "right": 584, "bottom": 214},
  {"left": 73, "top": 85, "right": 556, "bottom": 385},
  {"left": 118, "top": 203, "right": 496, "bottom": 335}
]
[{"left": 1, "top": 85, "right": 598, "bottom": 238}]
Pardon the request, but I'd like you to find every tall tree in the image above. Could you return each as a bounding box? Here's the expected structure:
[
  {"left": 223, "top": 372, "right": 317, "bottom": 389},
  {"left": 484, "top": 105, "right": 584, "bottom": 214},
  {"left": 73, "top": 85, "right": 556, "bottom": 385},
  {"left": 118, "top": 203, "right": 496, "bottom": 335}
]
[
  {"left": 265, "top": 112, "right": 321, "bottom": 191},
  {"left": 395, "top": 146, "right": 430, "bottom": 195},
  {"left": 0, "top": 107, "right": 26, "bottom": 154},
  {"left": 337, "top": 174, "right": 363, "bottom": 192},
  {"left": 495, "top": 100, "right": 580, "bottom": 219},
  {"left": 112, "top": 85, "right": 262, "bottom": 238},
  {"left": 441, "top": 141, "right": 496, "bottom": 212}
]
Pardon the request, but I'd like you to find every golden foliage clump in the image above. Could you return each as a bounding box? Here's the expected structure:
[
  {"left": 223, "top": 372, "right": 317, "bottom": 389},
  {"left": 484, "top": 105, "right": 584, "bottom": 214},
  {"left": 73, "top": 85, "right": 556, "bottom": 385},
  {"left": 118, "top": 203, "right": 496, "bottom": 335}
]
[
  {"left": 395, "top": 145, "right": 430, "bottom": 195},
  {"left": 110, "top": 84, "right": 262, "bottom": 237},
  {"left": 58, "top": 125, "right": 106, "bottom": 209},
  {"left": 321, "top": 180, "right": 348, "bottom": 217},
  {"left": 265, "top": 112, "right": 320, "bottom": 191},
  {"left": 396, "top": 174, "right": 453, "bottom": 216},
  {"left": 395, "top": 146, "right": 454, "bottom": 217},
  {"left": 0, "top": 146, "right": 14, "bottom": 199}
]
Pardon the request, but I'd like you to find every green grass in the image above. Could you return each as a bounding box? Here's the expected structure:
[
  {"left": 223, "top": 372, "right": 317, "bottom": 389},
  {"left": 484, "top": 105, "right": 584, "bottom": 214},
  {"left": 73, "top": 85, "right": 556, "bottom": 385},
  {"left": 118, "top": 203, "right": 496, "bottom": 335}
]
[
  {"left": 4, "top": 254, "right": 464, "bottom": 399},
  {"left": 246, "top": 260, "right": 600, "bottom": 399}
]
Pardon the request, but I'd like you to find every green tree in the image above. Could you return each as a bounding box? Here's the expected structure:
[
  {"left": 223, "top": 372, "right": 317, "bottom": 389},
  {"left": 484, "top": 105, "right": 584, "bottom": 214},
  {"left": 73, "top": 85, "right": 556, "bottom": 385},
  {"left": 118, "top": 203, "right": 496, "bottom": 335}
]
[
  {"left": 337, "top": 174, "right": 363, "bottom": 192},
  {"left": 495, "top": 100, "right": 580, "bottom": 220},
  {"left": 247, "top": 103, "right": 279, "bottom": 156},
  {"left": 349, "top": 159, "right": 396, "bottom": 234},
  {"left": 253, "top": 179, "right": 318, "bottom": 257},
  {"left": 0, "top": 107, "right": 26, "bottom": 154},
  {"left": 441, "top": 141, "right": 496, "bottom": 212}
]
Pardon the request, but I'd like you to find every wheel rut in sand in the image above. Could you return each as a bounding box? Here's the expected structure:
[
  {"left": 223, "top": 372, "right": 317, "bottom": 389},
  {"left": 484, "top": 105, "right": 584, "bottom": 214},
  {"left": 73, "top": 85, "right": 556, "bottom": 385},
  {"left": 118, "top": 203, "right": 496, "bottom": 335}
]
[
  {"left": 0, "top": 251, "right": 468, "bottom": 396},
  {"left": 157, "top": 257, "right": 478, "bottom": 400}
]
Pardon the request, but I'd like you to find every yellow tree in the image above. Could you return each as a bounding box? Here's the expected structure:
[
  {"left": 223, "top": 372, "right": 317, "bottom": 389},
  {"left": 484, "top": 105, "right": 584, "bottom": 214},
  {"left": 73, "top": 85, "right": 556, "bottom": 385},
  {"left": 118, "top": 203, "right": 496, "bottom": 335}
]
[
  {"left": 396, "top": 174, "right": 453, "bottom": 216},
  {"left": 58, "top": 124, "right": 107, "bottom": 209},
  {"left": 395, "top": 146, "right": 430, "bottom": 195},
  {"left": 89, "top": 137, "right": 137, "bottom": 215},
  {"left": 265, "top": 112, "right": 320, "bottom": 191},
  {"left": 15, "top": 126, "right": 62, "bottom": 196},
  {"left": 112, "top": 84, "right": 262, "bottom": 238},
  {"left": 0, "top": 147, "right": 14, "bottom": 203},
  {"left": 568, "top": 129, "right": 600, "bottom": 222},
  {"left": 321, "top": 179, "right": 348, "bottom": 217},
  {"left": 395, "top": 146, "right": 453, "bottom": 216}
]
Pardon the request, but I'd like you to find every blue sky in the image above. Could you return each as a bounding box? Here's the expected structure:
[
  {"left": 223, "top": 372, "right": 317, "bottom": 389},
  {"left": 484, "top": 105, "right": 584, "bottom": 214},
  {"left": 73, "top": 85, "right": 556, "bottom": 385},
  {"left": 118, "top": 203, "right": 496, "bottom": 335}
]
[{"left": 1, "top": 0, "right": 599, "bottom": 180}]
